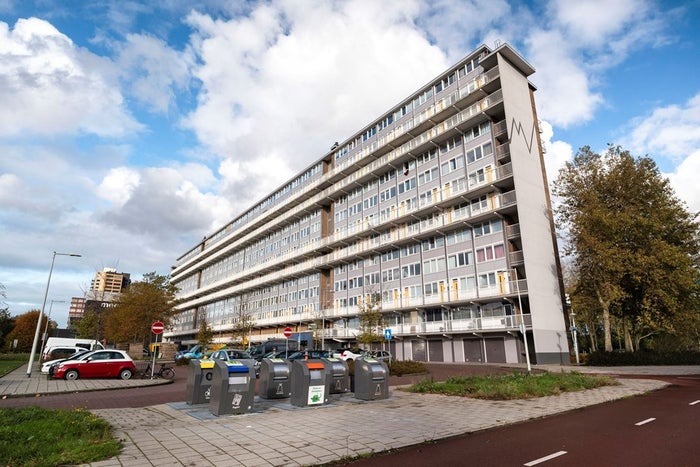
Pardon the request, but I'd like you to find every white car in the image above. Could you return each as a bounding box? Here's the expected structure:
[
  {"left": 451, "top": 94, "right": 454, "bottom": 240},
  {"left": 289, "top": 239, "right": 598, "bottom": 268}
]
[
  {"left": 41, "top": 349, "right": 91, "bottom": 374},
  {"left": 332, "top": 348, "right": 366, "bottom": 361}
]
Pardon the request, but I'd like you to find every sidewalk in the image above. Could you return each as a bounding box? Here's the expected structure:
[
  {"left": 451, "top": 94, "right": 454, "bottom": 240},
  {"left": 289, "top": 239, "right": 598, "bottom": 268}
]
[
  {"left": 2, "top": 363, "right": 697, "bottom": 466},
  {"left": 0, "top": 363, "right": 167, "bottom": 399}
]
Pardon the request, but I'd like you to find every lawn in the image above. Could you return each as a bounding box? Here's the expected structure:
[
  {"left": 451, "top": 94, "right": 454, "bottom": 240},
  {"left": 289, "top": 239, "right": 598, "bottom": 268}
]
[
  {"left": 405, "top": 371, "right": 617, "bottom": 400},
  {"left": 0, "top": 353, "right": 28, "bottom": 377}
]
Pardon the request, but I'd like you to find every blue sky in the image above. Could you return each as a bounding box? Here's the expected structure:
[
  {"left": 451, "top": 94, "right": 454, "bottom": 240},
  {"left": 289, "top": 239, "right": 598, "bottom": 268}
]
[{"left": 1, "top": 0, "right": 699, "bottom": 328}]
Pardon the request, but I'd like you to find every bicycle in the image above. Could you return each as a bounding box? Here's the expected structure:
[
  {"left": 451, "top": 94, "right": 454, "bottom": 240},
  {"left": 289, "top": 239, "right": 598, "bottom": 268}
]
[{"left": 141, "top": 362, "right": 175, "bottom": 379}]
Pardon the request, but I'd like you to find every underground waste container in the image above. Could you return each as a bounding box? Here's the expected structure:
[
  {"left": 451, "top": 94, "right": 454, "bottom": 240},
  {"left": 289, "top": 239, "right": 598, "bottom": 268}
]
[
  {"left": 185, "top": 359, "right": 216, "bottom": 405},
  {"left": 209, "top": 359, "right": 256, "bottom": 416},
  {"left": 321, "top": 357, "right": 350, "bottom": 394},
  {"left": 290, "top": 359, "right": 329, "bottom": 407},
  {"left": 259, "top": 358, "right": 292, "bottom": 399},
  {"left": 353, "top": 357, "right": 389, "bottom": 401}
]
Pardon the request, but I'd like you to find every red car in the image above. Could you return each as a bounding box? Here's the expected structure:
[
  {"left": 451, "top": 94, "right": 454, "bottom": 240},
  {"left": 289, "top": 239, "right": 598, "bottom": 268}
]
[{"left": 53, "top": 349, "right": 137, "bottom": 380}]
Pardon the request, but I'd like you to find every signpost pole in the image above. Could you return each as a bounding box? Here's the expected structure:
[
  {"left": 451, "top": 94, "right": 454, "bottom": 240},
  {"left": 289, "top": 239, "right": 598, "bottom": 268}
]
[{"left": 151, "top": 321, "right": 165, "bottom": 379}]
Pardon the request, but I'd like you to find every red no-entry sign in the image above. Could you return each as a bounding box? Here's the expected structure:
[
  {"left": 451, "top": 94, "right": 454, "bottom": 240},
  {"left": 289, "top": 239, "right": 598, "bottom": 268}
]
[
  {"left": 151, "top": 321, "right": 165, "bottom": 334},
  {"left": 283, "top": 327, "right": 293, "bottom": 338}
]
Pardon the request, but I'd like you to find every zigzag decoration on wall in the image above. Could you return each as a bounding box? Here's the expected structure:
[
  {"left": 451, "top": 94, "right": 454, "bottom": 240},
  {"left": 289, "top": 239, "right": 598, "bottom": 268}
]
[{"left": 510, "top": 117, "right": 535, "bottom": 154}]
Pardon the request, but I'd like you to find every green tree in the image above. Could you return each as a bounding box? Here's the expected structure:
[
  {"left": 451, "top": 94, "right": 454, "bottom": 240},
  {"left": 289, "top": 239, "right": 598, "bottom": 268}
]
[
  {"left": 355, "top": 292, "right": 384, "bottom": 349},
  {"left": 554, "top": 145, "right": 700, "bottom": 351},
  {"left": 0, "top": 283, "right": 14, "bottom": 349},
  {"left": 197, "top": 312, "right": 214, "bottom": 349},
  {"left": 104, "top": 272, "right": 179, "bottom": 345}
]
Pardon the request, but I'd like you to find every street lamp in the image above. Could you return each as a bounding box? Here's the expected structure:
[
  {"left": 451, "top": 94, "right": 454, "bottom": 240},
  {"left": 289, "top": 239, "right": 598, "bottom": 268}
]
[
  {"left": 39, "top": 299, "right": 66, "bottom": 361},
  {"left": 570, "top": 312, "right": 580, "bottom": 365},
  {"left": 26, "top": 251, "right": 81, "bottom": 377}
]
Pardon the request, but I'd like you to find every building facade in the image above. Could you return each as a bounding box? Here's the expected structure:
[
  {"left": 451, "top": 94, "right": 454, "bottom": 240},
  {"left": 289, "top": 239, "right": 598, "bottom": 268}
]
[{"left": 167, "top": 43, "right": 570, "bottom": 365}]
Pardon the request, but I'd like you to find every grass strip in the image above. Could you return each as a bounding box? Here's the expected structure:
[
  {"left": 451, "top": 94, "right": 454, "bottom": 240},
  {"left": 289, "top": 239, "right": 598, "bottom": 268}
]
[
  {"left": 0, "top": 406, "right": 121, "bottom": 466},
  {"left": 405, "top": 371, "right": 617, "bottom": 400}
]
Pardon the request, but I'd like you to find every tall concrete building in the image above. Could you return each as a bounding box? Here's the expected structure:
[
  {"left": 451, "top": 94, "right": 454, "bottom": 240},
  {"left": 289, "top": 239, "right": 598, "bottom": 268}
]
[{"left": 167, "top": 43, "right": 570, "bottom": 364}]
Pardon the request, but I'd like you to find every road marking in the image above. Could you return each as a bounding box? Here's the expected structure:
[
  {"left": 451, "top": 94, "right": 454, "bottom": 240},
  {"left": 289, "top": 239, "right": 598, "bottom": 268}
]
[
  {"left": 635, "top": 418, "right": 656, "bottom": 426},
  {"left": 690, "top": 400, "right": 700, "bottom": 406},
  {"left": 524, "top": 451, "right": 567, "bottom": 466}
]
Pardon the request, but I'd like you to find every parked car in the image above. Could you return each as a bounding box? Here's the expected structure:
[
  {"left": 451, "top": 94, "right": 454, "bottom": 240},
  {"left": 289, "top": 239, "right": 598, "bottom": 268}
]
[
  {"left": 41, "top": 348, "right": 91, "bottom": 375},
  {"left": 42, "top": 346, "right": 87, "bottom": 362},
  {"left": 53, "top": 349, "right": 137, "bottom": 381},
  {"left": 332, "top": 347, "right": 366, "bottom": 361},
  {"left": 208, "top": 349, "right": 253, "bottom": 361},
  {"left": 367, "top": 350, "right": 392, "bottom": 363},
  {"left": 286, "top": 350, "right": 332, "bottom": 359}
]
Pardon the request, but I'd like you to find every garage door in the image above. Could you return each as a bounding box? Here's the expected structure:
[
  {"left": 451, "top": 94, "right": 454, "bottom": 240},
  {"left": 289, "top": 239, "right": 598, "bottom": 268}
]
[
  {"left": 463, "top": 339, "right": 483, "bottom": 362},
  {"left": 484, "top": 337, "right": 506, "bottom": 363},
  {"left": 411, "top": 339, "right": 426, "bottom": 361},
  {"left": 428, "top": 340, "right": 444, "bottom": 362}
]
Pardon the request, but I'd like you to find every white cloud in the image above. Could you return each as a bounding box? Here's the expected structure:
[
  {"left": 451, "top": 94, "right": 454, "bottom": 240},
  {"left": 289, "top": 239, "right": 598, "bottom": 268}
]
[
  {"left": 665, "top": 149, "right": 700, "bottom": 214},
  {"left": 183, "top": 0, "right": 448, "bottom": 210},
  {"left": 539, "top": 120, "right": 573, "bottom": 185},
  {"left": 0, "top": 17, "right": 143, "bottom": 137},
  {"left": 623, "top": 93, "right": 700, "bottom": 161},
  {"left": 96, "top": 167, "right": 141, "bottom": 207}
]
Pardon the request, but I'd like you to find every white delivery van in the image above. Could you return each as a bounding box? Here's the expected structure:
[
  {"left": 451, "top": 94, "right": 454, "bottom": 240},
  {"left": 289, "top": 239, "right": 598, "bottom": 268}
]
[{"left": 42, "top": 337, "right": 103, "bottom": 360}]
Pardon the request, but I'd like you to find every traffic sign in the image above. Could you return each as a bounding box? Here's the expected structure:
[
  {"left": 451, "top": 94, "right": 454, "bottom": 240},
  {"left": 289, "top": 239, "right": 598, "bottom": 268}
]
[
  {"left": 151, "top": 321, "right": 165, "bottom": 334},
  {"left": 283, "top": 327, "right": 293, "bottom": 338},
  {"left": 384, "top": 328, "right": 392, "bottom": 340}
]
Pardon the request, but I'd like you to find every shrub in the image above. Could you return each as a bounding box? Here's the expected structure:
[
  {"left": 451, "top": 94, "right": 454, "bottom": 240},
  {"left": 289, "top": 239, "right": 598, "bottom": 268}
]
[
  {"left": 175, "top": 357, "right": 191, "bottom": 366},
  {"left": 389, "top": 360, "right": 428, "bottom": 376}
]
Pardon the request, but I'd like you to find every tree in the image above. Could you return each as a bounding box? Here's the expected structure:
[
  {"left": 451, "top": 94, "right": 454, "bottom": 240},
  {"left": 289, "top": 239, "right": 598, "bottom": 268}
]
[
  {"left": 554, "top": 145, "right": 700, "bottom": 351},
  {"left": 231, "top": 304, "right": 256, "bottom": 349},
  {"left": 4, "top": 310, "right": 47, "bottom": 352},
  {"left": 0, "top": 283, "right": 14, "bottom": 349},
  {"left": 104, "top": 272, "right": 179, "bottom": 345},
  {"left": 355, "top": 292, "right": 384, "bottom": 349},
  {"left": 197, "top": 312, "right": 214, "bottom": 349}
]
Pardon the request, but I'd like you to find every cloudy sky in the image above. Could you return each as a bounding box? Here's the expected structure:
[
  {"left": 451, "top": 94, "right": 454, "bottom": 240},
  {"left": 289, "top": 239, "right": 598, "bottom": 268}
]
[{"left": 1, "top": 0, "right": 698, "bottom": 327}]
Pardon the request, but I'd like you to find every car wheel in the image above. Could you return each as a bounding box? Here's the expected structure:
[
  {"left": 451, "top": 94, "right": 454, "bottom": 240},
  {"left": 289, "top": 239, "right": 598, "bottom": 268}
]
[
  {"left": 119, "top": 369, "right": 133, "bottom": 380},
  {"left": 64, "top": 369, "right": 79, "bottom": 381}
]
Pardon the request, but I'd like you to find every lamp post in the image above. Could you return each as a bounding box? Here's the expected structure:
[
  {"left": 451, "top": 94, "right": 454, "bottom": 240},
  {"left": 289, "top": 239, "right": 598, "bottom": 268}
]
[
  {"left": 39, "top": 299, "right": 66, "bottom": 361},
  {"left": 26, "top": 251, "right": 81, "bottom": 377},
  {"left": 570, "top": 312, "right": 580, "bottom": 365}
]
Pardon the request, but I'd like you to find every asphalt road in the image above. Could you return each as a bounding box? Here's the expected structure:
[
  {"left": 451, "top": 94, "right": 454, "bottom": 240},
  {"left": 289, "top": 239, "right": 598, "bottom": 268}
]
[{"left": 344, "top": 375, "right": 700, "bottom": 466}]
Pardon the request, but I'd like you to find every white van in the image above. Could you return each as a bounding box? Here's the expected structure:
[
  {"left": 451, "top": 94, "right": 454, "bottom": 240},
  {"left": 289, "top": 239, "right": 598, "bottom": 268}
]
[{"left": 42, "top": 337, "right": 103, "bottom": 360}]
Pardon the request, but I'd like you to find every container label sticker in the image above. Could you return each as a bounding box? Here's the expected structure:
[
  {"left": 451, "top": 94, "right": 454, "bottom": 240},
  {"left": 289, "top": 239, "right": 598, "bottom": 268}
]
[{"left": 308, "top": 385, "right": 325, "bottom": 405}]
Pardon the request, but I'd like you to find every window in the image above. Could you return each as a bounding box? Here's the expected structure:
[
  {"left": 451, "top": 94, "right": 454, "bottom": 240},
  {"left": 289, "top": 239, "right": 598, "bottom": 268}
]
[
  {"left": 468, "top": 166, "right": 492, "bottom": 187},
  {"left": 418, "top": 167, "right": 439, "bottom": 185},
  {"left": 478, "top": 272, "right": 497, "bottom": 288},
  {"left": 402, "top": 243, "right": 420, "bottom": 256},
  {"left": 380, "top": 186, "right": 396, "bottom": 202},
  {"left": 363, "top": 195, "right": 378, "bottom": 210},
  {"left": 452, "top": 201, "right": 470, "bottom": 219},
  {"left": 441, "top": 155, "right": 465, "bottom": 175},
  {"left": 417, "top": 148, "right": 438, "bottom": 166},
  {"left": 439, "top": 136, "right": 462, "bottom": 154},
  {"left": 476, "top": 244, "right": 505, "bottom": 263},
  {"left": 382, "top": 268, "right": 400, "bottom": 282},
  {"left": 474, "top": 219, "right": 503, "bottom": 237},
  {"left": 466, "top": 142, "right": 493, "bottom": 163},
  {"left": 364, "top": 272, "right": 380, "bottom": 285},
  {"left": 379, "top": 170, "right": 396, "bottom": 185},
  {"left": 422, "top": 236, "right": 445, "bottom": 251},
  {"left": 448, "top": 251, "right": 473, "bottom": 268},
  {"left": 402, "top": 262, "right": 421, "bottom": 278},
  {"left": 423, "top": 257, "right": 446, "bottom": 273},
  {"left": 348, "top": 202, "right": 362, "bottom": 216},
  {"left": 446, "top": 227, "right": 471, "bottom": 245},
  {"left": 381, "top": 249, "right": 400, "bottom": 262},
  {"left": 398, "top": 177, "right": 416, "bottom": 194},
  {"left": 424, "top": 281, "right": 446, "bottom": 296}
]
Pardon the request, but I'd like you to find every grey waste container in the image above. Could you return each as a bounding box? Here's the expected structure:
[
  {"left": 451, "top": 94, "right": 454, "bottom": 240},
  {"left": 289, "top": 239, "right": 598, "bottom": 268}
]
[
  {"left": 290, "top": 359, "right": 329, "bottom": 407},
  {"left": 322, "top": 358, "right": 350, "bottom": 394},
  {"left": 185, "top": 359, "right": 216, "bottom": 405},
  {"left": 259, "top": 358, "right": 292, "bottom": 399},
  {"left": 209, "top": 359, "right": 256, "bottom": 416},
  {"left": 353, "top": 357, "right": 389, "bottom": 400}
]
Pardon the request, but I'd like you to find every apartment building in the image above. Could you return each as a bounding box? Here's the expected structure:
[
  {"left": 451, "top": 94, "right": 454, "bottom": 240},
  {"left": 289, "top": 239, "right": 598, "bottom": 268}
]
[{"left": 167, "top": 43, "right": 570, "bottom": 365}]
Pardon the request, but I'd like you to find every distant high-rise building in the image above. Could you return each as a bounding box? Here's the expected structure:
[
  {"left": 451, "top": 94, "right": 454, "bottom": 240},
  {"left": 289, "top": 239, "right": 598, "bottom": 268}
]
[
  {"left": 167, "top": 43, "right": 570, "bottom": 364},
  {"left": 68, "top": 268, "right": 131, "bottom": 328}
]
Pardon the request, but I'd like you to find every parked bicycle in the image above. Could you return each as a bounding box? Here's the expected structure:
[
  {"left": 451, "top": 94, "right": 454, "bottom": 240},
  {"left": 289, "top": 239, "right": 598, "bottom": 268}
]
[{"left": 141, "top": 362, "right": 175, "bottom": 379}]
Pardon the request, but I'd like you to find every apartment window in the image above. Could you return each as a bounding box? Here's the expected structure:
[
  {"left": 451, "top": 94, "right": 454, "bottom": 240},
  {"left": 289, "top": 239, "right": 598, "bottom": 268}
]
[
  {"left": 452, "top": 201, "right": 470, "bottom": 219},
  {"left": 478, "top": 272, "right": 497, "bottom": 288},
  {"left": 379, "top": 170, "right": 396, "bottom": 185},
  {"left": 417, "top": 148, "right": 438, "bottom": 166},
  {"left": 476, "top": 244, "right": 506, "bottom": 262},
  {"left": 424, "top": 281, "right": 446, "bottom": 296},
  {"left": 402, "top": 243, "right": 420, "bottom": 257},
  {"left": 422, "top": 236, "right": 445, "bottom": 251},
  {"left": 402, "top": 262, "right": 421, "bottom": 278},
  {"left": 363, "top": 195, "right": 378, "bottom": 210},
  {"left": 448, "top": 251, "right": 473, "bottom": 269},
  {"left": 468, "top": 166, "right": 492, "bottom": 187},
  {"left": 441, "top": 155, "right": 465, "bottom": 175},
  {"left": 398, "top": 178, "right": 416, "bottom": 194},
  {"left": 474, "top": 219, "right": 503, "bottom": 237},
  {"left": 453, "top": 276, "right": 477, "bottom": 292},
  {"left": 380, "top": 186, "right": 396, "bottom": 202},
  {"left": 382, "top": 268, "right": 400, "bottom": 282},
  {"left": 381, "top": 249, "right": 400, "bottom": 262},
  {"left": 446, "top": 227, "right": 471, "bottom": 245},
  {"left": 423, "top": 257, "right": 446, "bottom": 273},
  {"left": 418, "top": 167, "right": 439, "bottom": 185},
  {"left": 466, "top": 141, "right": 493, "bottom": 163},
  {"left": 348, "top": 202, "right": 362, "bottom": 216},
  {"left": 439, "top": 136, "right": 462, "bottom": 154},
  {"left": 404, "top": 285, "right": 423, "bottom": 298},
  {"left": 364, "top": 272, "right": 380, "bottom": 285}
]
